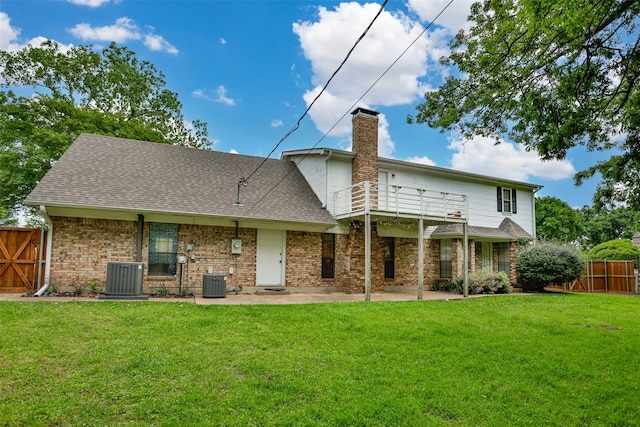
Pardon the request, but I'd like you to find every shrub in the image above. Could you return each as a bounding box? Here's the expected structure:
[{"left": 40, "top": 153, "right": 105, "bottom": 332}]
[
  {"left": 587, "top": 239, "right": 640, "bottom": 262},
  {"left": 87, "top": 279, "right": 102, "bottom": 296},
  {"left": 516, "top": 241, "right": 586, "bottom": 292},
  {"left": 432, "top": 280, "right": 461, "bottom": 293},
  {"left": 436, "top": 270, "right": 511, "bottom": 295},
  {"left": 468, "top": 270, "right": 512, "bottom": 294}
]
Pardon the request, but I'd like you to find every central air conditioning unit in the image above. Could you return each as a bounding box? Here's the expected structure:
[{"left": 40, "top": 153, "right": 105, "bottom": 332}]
[
  {"left": 203, "top": 274, "right": 226, "bottom": 298},
  {"left": 106, "top": 262, "right": 144, "bottom": 295}
]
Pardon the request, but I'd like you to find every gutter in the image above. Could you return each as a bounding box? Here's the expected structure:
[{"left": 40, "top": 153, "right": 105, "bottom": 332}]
[{"left": 34, "top": 205, "right": 53, "bottom": 297}]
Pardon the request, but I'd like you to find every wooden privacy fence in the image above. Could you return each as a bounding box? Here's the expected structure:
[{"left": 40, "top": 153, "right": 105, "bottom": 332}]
[
  {"left": 0, "top": 227, "right": 46, "bottom": 293},
  {"left": 569, "top": 260, "right": 638, "bottom": 295}
]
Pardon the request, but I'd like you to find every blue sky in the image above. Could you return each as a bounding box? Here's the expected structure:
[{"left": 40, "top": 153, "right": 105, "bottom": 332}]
[{"left": 0, "top": 0, "right": 614, "bottom": 208}]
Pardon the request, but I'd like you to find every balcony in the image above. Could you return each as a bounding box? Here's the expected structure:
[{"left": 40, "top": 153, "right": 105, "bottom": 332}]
[{"left": 334, "top": 181, "right": 467, "bottom": 224}]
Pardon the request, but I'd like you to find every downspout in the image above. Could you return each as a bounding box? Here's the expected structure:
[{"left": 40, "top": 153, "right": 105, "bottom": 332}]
[
  {"left": 34, "top": 205, "right": 53, "bottom": 297},
  {"left": 323, "top": 150, "right": 333, "bottom": 209},
  {"left": 37, "top": 222, "right": 45, "bottom": 290},
  {"left": 136, "top": 214, "right": 144, "bottom": 262},
  {"left": 532, "top": 187, "right": 541, "bottom": 240}
]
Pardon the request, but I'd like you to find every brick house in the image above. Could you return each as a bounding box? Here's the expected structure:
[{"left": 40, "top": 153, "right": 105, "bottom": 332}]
[{"left": 25, "top": 107, "right": 541, "bottom": 297}]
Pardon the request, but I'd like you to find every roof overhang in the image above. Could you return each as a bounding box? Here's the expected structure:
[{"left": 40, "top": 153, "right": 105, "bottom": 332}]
[{"left": 28, "top": 203, "right": 337, "bottom": 233}]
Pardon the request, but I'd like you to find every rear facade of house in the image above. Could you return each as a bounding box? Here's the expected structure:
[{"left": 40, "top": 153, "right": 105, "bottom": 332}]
[{"left": 25, "top": 108, "right": 540, "bottom": 296}]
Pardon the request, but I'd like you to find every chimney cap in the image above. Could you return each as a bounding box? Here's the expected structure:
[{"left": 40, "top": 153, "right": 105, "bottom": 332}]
[{"left": 351, "top": 107, "right": 379, "bottom": 117}]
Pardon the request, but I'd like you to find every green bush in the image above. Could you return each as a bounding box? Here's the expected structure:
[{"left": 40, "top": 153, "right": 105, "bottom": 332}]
[
  {"left": 432, "top": 280, "right": 460, "bottom": 293},
  {"left": 468, "top": 270, "right": 512, "bottom": 294},
  {"left": 516, "top": 242, "right": 586, "bottom": 292},
  {"left": 587, "top": 239, "right": 640, "bottom": 262},
  {"left": 434, "top": 270, "right": 511, "bottom": 295}
]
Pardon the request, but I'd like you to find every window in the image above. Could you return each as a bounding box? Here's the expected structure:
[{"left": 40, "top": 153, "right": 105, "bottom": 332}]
[
  {"left": 440, "top": 239, "right": 453, "bottom": 279},
  {"left": 321, "top": 233, "right": 335, "bottom": 278},
  {"left": 497, "top": 187, "right": 517, "bottom": 213},
  {"left": 149, "top": 223, "right": 178, "bottom": 276},
  {"left": 481, "top": 242, "right": 492, "bottom": 271},
  {"left": 382, "top": 237, "right": 394, "bottom": 279},
  {"left": 498, "top": 242, "right": 510, "bottom": 275}
]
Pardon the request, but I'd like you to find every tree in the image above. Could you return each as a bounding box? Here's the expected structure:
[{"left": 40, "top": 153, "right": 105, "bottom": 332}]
[
  {"left": 516, "top": 241, "right": 586, "bottom": 292},
  {"left": 579, "top": 205, "right": 640, "bottom": 249},
  {"left": 410, "top": 0, "right": 640, "bottom": 209},
  {"left": 587, "top": 239, "right": 640, "bottom": 261},
  {"left": 535, "top": 196, "right": 584, "bottom": 243},
  {"left": 0, "top": 41, "right": 210, "bottom": 219}
]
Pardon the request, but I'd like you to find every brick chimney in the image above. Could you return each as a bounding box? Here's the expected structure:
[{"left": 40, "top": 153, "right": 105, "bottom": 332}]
[{"left": 351, "top": 107, "right": 379, "bottom": 186}]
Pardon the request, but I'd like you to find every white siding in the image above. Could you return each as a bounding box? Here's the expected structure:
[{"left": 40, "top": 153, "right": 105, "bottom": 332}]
[
  {"left": 326, "top": 158, "right": 352, "bottom": 214},
  {"left": 377, "top": 167, "right": 535, "bottom": 236},
  {"left": 289, "top": 155, "right": 327, "bottom": 206},
  {"left": 291, "top": 152, "right": 536, "bottom": 238}
]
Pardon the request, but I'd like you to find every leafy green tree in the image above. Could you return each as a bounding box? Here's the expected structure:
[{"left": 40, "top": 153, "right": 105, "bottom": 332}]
[
  {"left": 535, "top": 196, "right": 584, "bottom": 243},
  {"left": 587, "top": 239, "right": 640, "bottom": 261},
  {"left": 0, "top": 41, "right": 210, "bottom": 220},
  {"left": 579, "top": 205, "right": 640, "bottom": 249},
  {"left": 410, "top": 0, "right": 640, "bottom": 209},
  {"left": 516, "top": 241, "right": 586, "bottom": 292}
]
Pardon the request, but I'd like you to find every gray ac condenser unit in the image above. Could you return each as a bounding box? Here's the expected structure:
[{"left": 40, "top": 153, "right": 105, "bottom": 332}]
[
  {"left": 106, "top": 262, "right": 144, "bottom": 295},
  {"left": 203, "top": 274, "right": 226, "bottom": 298}
]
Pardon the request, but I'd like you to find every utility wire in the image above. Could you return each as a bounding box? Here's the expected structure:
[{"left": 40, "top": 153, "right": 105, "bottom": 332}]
[
  {"left": 241, "top": 0, "right": 455, "bottom": 217},
  {"left": 243, "top": 0, "right": 389, "bottom": 184}
]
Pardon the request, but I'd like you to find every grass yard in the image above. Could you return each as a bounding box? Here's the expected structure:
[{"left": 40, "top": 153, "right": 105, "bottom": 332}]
[{"left": 1, "top": 293, "right": 639, "bottom": 426}]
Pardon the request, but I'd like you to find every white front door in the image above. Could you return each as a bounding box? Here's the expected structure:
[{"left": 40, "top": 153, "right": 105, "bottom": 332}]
[{"left": 256, "top": 229, "right": 285, "bottom": 286}]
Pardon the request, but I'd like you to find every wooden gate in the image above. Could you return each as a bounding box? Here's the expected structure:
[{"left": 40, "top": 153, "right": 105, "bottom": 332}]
[
  {"left": 0, "top": 227, "right": 46, "bottom": 293},
  {"left": 570, "top": 260, "right": 637, "bottom": 294}
]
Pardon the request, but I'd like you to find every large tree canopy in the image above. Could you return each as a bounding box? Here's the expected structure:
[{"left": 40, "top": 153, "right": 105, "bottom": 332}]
[
  {"left": 535, "top": 196, "right": 584, "bottom": 243},
  {"left": 579, "top": 205, "right": 640, "bottom": 248},
  {"left": 0, "top": 41, "right": 210, "bottom": 221},
  {"left": 411, "top": 0, "right": 640, "bottom": 208}
]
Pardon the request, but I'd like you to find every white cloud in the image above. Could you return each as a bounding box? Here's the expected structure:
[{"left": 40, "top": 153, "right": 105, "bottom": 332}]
[
  {"left": 0, "top": 12, "right": 21, "bottom": 51},
  {"left": 229, "top": 149, "right": 239, "bottom": 154},
  {"left": 407, "top": 0, "right": 475, "bottom": 33},
  {"left": 405, "top": 155, "right": 436, "bottom": 166},
  {"left": 448, "top": 135, "right": 576, "bottom": 182},
  {"left": 219, "top": 37, "right": 227, "bottom": 45},
  {"left": 0, "top": 12, "right": 65, "bottom": 52},
  {"left": 144, "top": 34, "right": 178, "bottom": 54},
  {"left": 271, "top": 119, "right": 284, "bottom": 128},
  {"left": 67, "top": 17, "right": 177, "bottom": 53},
  {"left": 192, "top": 89, "right": 212, "bottom": 101},
  {"left": 67, "top": 0, "right": 112, "bottom": 7},
  {"left": 68, "top": 17, "right": 139, "bottom": 43},
  {"left": 192, "top": 86, "right": 236, "bottom": 106},
  {"left": 293, "top": 2, "right": 450, "bottom": 157},
  {"left": 215, "top": 85, "right": 235, "bottom": 106}
]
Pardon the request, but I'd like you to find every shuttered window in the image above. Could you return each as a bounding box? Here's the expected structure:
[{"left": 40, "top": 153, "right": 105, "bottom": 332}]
[{"left": 497, "top": 187, "right": 517, "bottom": 213}]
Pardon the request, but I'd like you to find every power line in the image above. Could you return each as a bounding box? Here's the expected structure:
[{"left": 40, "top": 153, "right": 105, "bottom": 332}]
[
  {"left": 240, "top": 0, "right": 456, "bottom": 217},
  {"left": 242, "top": 0, "right": 389, "bottom": 185}
]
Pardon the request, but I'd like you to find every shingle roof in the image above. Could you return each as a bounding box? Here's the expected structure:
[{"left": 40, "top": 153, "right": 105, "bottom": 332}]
[
  {"left": 430, "top": 218, "right": 532, "bottom": 240},
  {"left": 25, "top": 134, "right": 336, "bottom": 227}
]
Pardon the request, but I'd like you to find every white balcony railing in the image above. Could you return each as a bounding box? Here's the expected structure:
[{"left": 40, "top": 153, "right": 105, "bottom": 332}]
[{"left": 334, "top": 181, "right": 467, "bottom": 220}]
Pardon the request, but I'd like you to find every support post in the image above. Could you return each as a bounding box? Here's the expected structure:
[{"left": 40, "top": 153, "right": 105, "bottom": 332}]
[
  {"left": 463, "top": 222, "right": 469, "bottom": 298},
  {"left": 363, "top": 181, "right": 372, "bottom": 301},
  {"left": 418, "top": 218, "right": 424, "bottom": 300},
  {"left": 365, "top": 211, "right": 371, "bottom": 301}
]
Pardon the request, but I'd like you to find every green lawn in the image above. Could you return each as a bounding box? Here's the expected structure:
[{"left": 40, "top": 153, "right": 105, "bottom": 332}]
[{"left": 1, "top": 294, "right": 639, "bottom": 426}]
